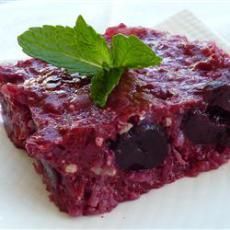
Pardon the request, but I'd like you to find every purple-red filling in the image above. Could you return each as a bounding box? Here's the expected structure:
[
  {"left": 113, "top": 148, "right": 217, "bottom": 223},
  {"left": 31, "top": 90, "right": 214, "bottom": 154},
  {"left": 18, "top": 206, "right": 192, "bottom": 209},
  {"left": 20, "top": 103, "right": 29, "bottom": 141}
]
[{"left": 0, "top": 24, "right": 229, "bottom": 216}]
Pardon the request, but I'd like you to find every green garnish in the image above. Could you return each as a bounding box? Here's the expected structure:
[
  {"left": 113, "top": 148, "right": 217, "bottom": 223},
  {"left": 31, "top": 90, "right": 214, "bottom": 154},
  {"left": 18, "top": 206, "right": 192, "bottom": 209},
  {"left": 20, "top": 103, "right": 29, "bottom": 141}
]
[{"left": 18, "top": 15, "right": 162, "bottom": 107}]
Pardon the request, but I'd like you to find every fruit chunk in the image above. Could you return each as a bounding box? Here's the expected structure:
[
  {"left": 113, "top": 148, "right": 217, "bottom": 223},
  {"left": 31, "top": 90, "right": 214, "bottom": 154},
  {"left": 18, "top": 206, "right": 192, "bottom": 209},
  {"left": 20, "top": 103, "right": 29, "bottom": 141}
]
[
  {"left": 203, "top": 81, "right": 230, "bottom": 112},
  {"left": 182, "top": 109, "right": 229, "bottom": 146},
  {"left": 113, "top": 122, "right": 169, "bottom": 170}
]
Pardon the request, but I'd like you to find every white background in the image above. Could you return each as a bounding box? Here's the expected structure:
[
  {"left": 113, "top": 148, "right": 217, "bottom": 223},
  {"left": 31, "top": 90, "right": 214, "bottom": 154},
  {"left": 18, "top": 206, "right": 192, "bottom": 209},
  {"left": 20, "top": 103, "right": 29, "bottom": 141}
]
[
  {"left": 0, "top": 0, "right": 229, "bottom": 60},
  {"left": 0, "top": 0, "right": 229, "bottom": 40},
  {"left": 0, "top": 0, "right": 230, "bottom": 229}
]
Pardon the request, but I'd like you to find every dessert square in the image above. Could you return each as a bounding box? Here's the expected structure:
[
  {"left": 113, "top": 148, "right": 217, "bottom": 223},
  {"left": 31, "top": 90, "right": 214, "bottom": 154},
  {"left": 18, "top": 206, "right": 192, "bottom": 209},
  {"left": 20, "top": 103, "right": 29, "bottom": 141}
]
[{"left": 0, "top": 24, "right": 229, "bottom": 216}]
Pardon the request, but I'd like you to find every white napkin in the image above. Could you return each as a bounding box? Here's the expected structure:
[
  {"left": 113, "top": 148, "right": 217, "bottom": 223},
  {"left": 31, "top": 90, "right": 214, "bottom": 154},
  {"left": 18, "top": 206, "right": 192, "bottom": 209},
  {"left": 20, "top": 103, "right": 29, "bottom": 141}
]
[
  {"left": 156, "top": 10, "right": 229, "bottom": 52},
  {"left": 0, "top": 7, "right": 230, "bottom": 229}
]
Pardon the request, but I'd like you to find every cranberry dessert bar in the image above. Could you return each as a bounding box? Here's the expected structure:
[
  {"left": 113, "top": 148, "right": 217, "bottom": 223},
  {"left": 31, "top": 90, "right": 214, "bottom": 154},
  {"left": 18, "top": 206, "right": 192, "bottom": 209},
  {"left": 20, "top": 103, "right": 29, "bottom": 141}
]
[{"left": 0, "top": 24, "right": 229, "bottom": 216}]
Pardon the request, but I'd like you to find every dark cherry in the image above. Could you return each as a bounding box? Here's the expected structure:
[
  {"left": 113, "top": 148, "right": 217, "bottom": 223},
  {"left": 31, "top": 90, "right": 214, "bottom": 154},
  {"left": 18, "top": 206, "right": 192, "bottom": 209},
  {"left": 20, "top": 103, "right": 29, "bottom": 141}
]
[
  {"left": 182, "top": 109, "right": 230, "bottom": 146},
  {"left": 112, "top": 122, "right": 169, "bottom": 170},
  {"left": 207, "top": 106, "right": 230, "bottom": 126},
  {"left": 185, "top": 81, "right": 230, "bottom": 146},
  {"left": 203, "top": 81, "right": 230, "bottom": 112}
]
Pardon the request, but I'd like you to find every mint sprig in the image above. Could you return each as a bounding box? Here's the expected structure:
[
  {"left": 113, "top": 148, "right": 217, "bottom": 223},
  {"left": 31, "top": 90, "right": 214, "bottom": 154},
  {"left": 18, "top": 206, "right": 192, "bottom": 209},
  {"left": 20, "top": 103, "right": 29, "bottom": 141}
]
[
  {"left": 112, "top": 34, "right": 161, "bottom": 68},
  {"left": 18, "top": 15, "right": 162, "bottom": 107},
  {"left": 91, "top": 68, "right": 124, "bottom": 106}
]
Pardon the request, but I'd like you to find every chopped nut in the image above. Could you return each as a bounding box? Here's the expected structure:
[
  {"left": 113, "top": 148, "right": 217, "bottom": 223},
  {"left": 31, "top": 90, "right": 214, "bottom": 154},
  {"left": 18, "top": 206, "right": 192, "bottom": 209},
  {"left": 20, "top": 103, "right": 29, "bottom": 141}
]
[
  {"left": 28, "top": 96, "right": 34, "bottom": 101},
  {"left": 54, "top": 137, "right": 63, "bottom": 144},
  {"left": 165, "top": 117, "right": 172, "bottom": 127},
  {"left": 91, "top": 166, "right": 102, "bottom": 175},
  {"left": 91, "top": 166, "right": 116, "bottom": 176},
  {"left": 65, "top": 164, "right": 78, "bottom": 173},
  {"left": 69, "top": 104, "right": 75, "bottom": 111},
  {"left": 105, "top": 168, "right": 117, "bottom": 176},
  {"left": 95, "top": 137, "right": 104, "bottom": 147}
]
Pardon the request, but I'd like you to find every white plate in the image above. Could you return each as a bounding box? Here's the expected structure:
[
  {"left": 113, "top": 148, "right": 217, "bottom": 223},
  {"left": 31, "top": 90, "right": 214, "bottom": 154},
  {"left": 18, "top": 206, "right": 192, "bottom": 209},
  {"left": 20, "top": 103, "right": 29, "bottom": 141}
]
[{"left": 0, "top": 1, "right": 230, "bottom": 229}]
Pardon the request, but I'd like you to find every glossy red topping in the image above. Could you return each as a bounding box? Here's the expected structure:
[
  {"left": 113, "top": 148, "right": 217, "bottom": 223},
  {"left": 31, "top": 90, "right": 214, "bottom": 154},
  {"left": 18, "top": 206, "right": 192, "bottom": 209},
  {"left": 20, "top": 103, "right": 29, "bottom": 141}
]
[{"left": 0, "top": 25, "right": 229, "bottom": 216}]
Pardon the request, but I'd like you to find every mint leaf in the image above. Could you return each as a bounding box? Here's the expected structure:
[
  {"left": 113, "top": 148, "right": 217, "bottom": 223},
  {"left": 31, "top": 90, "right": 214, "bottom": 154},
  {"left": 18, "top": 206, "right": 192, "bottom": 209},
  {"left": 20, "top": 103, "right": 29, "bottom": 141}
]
[
  {"left": 74, "top": 15, "right": 112, "bottom": 69},
  {"left": 111, "top": 34, "right": 162, "bottom": 68},
  {"left": 18, "top": 15, "right": 162, "bottom": 107},
  {"left": 91, "top": 68, "right": 124, "bottom": 107},
  {"left": 17, "top": 16, "right": 111, "bottom": 75}
]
